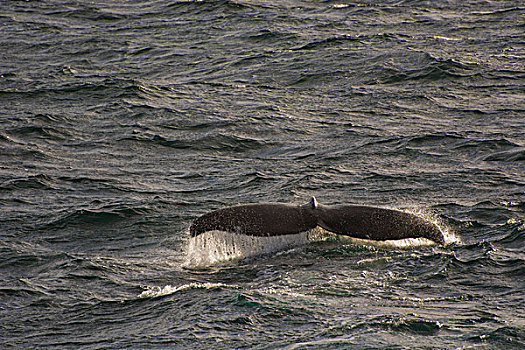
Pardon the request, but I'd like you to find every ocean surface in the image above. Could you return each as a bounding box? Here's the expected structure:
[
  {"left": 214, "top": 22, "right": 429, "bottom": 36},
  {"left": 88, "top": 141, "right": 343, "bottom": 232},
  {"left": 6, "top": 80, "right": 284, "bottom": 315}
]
[{"left": 1, "top": 0, "right": 524, "bottom": 348}]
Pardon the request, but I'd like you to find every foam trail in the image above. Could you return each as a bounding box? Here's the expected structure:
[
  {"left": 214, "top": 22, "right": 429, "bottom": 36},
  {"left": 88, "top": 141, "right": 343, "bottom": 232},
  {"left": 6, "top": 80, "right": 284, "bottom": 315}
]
[{"left": 138, "top": 282, "right": 229, "bottom": 299}]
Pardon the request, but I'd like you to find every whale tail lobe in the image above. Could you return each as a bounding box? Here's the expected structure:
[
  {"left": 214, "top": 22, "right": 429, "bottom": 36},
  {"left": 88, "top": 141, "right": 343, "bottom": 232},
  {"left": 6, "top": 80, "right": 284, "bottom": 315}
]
[{"left": 316, "top": 205, "right": 445, "bottom": 244}]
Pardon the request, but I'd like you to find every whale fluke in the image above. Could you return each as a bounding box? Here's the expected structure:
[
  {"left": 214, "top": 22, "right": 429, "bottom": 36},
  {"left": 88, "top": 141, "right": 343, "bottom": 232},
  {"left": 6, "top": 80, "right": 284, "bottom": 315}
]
[
  {"left": 316, "top": 205, "right": 445, "bottom": 245},
  {"left": 190, "top": 197, "right": 445, "bottom": 245}
]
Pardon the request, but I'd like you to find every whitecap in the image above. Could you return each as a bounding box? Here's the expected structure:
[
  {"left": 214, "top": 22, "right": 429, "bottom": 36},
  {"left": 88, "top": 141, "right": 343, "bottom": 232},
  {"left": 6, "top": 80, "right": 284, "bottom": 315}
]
[{"left": 138, "top": 282, "right": 230, "bottom": 299}]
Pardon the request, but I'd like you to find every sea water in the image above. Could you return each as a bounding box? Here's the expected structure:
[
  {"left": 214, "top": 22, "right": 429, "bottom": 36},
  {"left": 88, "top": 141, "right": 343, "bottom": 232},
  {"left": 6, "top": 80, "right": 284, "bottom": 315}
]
[{"left": 1, "top": 0, "right": 523, "bottom": 348}]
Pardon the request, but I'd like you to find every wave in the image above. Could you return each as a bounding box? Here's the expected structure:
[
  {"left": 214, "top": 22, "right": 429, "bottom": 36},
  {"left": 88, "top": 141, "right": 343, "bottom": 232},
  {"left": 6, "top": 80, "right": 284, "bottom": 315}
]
[
  {"left": 494, "top": 219, "right": 525, "bottom": 250},
  {"left": 121, "top": 132, "right": 270, "bottom": 153},
  {"left": 466, "top": 326, "right": 525, "bottom": 349},
  {"left": 43, "top": 205, "right": 152, "bottom": 230},
  {"left": 448, "top": 253, "right": 524, "bottom": 285},
  {"left": 0, "top": 173, "right": 130, "bottom": 195},
  {"left": 7, "top": 125, "right": 73, "bottom": 143},
  {"left": 246, "top": 30, "right": 298, "bottom": 44},
  {"left": 165, "top": 0, "right": 255, "bottom": 15},
  {"left": 0, "top": 174, "right": 55, "bottom": 191},
  {"left": 483, "top": 148, "right": 525, "bottom": 162},
  {"left": 292, "top": 315, "right": 443, "bottom": 348},
  {"left": 453, "top": 137, "right": 520, "bottom": 152},
  {"left": 349, "top": 315, "right": 442, "bottom": 336},
  {"left": 292, "top": 35, "right": 361, "bottom": 51},
  {"left": 356, "top": 133, "right": 523, "bottom": 163},
  {"left": 45, "top": 5, "right": 126, "bottom": 21},
  {"left": 380, "top": 60, "right": 480, "bottom": 84},
  {"left": 0, "top": 78, "right": 147, "bottom": 103},
  {"left": 358, "top": 51, "right": 482, "bottom": 85}
]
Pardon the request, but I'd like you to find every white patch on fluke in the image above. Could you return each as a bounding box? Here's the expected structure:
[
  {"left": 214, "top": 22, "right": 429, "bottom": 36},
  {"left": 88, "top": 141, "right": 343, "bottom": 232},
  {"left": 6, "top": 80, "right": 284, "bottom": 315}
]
[{"left": 325, "top": 234, "right": 436, "bottom": 248}]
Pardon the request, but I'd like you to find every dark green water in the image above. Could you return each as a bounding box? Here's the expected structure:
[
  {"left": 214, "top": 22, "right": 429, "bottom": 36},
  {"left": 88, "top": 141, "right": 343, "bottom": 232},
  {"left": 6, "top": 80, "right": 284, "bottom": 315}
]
[{"left": 1, "top": 0, "right": 523, "bottom": 348}]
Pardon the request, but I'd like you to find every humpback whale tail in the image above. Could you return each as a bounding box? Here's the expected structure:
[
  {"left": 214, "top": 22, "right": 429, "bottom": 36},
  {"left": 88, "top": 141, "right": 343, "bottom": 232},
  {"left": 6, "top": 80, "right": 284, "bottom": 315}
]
[{"left": 190, "top": 197, "right": 445, "bottom": 245}]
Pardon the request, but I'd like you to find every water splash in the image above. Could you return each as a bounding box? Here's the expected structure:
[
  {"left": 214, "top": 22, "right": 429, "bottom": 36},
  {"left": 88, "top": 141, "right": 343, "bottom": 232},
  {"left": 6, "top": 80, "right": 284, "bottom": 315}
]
[
  {"left": 184, "top": 228, "right": 324, "bottom": 267},
  {"left": 401, "top": 207, "right": 460, "bottom": 246}
]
